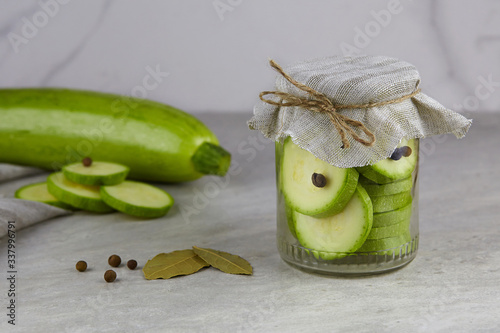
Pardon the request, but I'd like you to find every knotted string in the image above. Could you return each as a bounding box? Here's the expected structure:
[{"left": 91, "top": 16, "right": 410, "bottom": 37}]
[{"left": 259, "top": 59, "right": 421, "bottom": 148}]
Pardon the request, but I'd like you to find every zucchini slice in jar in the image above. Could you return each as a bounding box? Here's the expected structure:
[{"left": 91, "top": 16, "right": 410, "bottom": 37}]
[
  {"left": 281, "top": 138, "right": 358, "bottom": 217},
  {"left": 293, "top": 185, "right": 373, "bottom": 260}
]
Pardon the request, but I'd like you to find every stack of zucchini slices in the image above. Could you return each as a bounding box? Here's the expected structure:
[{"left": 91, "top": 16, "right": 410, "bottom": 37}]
[
  {"left": 15, "top": 158, "right": 174, "bottom": 218},
  {"left": 281, "top": 138, "right": 417, "bottom": 259},
  {"left": 356, "top": 139, "right": 417, "bottom": 253}
]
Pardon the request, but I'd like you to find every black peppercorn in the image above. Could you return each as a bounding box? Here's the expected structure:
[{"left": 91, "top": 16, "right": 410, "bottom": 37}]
[
  {"left": 104, "top": 270, "right": 116, "bottom": 283},
  {"left": 75, "top": 260, "right": 87, "bottom": 272},
  {"left": 108, "top": 254, "right": 121, "bottom": 267},
  {"left": 82, "top": 157, "right": 92, "bottom": 167},
  {"left": 311, "top": 173, "right": 327, "bottom": 188},
  {"left": 127, "top": 260, "right": 138, "bottom": 270}
]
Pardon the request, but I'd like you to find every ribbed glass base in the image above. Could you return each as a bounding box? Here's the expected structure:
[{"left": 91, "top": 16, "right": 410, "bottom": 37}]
[{"left": 277, "top": 235, "right": 418, "bottom": 276}]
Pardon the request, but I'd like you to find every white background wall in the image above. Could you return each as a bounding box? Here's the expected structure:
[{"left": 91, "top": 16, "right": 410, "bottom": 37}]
[{"left": 1, "top": 0, "right": 499, "bottom": 115}]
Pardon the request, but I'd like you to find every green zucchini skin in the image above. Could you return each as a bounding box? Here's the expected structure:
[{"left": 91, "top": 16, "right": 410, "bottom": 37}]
[{"left": 0, "top": 88, "right": 229, "bottom": 182}]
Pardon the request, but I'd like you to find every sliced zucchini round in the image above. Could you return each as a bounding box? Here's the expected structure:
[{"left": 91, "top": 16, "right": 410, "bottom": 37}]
[
  {"left": 359, "top": 176, "right": 412, "bottom": 197},
  {"left": 371, "top": 191, "right": 412, "bottom": 213},
  {"left": 101, "top": 181, "right": 174, "bottom": 218},
  {"left": 281, "top": 138, "right": 359, "bottom": 217},
  {"left": 15, "top": 182, "right": 73, "bottom": 210},
  {"left": 356, "top": 232, "right": 411, "bottom": 253},
  {"left": 367, "top": 218, "right": 411, "bottom": 239},
  {"left": 373, "top": 203, "right": 412, "bottom": 227},
  {"left": 293, "top": 185, "right": 373, "bottom": 260},
  {"left": 63, "top": 161, "right": 129, "bottom": 186},
  {"left": 47, "top": 172, "right": 114, "bottom": 213},
  {"left": 357, "top": 139, "right": 417, "bottom": 184},
  {"left": 285, "top": 202, "right": 297, "bottom": 239}
]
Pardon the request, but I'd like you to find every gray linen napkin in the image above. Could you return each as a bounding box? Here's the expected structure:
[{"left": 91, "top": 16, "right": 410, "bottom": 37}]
[
  {"left": 0, "top": 164, "right": 71, "bottom": 238},
  {"left": 0, "top": 163, "right": 44, "bottom": 183},
  {"left": 0, "top": 199, "right": 72, "bottom": 238}
]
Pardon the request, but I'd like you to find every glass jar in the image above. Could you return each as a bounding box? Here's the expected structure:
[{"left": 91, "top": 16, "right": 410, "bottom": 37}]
[{"left": 276, "top": 138, "right": 419, "bottom": 275}]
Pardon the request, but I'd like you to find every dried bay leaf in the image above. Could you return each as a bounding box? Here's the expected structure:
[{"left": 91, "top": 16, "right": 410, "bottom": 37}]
[
  {"left": 142, "top": 249, "right": 209, "bottom": 280},
  {"left": 192, "top": 246, "right": 253, "bottom": 275}
]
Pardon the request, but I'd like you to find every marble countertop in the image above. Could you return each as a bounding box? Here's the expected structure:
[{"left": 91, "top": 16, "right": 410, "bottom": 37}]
[
  {"left": 1, "top": 1, "right": 499, "bottom": 114},
  {"left": 0, "top": 112, "right": 499, "bottom": 333}
]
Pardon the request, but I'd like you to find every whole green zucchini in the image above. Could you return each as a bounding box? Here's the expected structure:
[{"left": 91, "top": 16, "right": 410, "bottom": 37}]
[{"left": 0, "top": 88, "right": 231, "bottom": 182}]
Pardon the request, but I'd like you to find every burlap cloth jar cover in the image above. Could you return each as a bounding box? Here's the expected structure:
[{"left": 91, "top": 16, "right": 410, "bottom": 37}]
[{"left": 248, "top": 55, "right": 472, "bottom": 167}]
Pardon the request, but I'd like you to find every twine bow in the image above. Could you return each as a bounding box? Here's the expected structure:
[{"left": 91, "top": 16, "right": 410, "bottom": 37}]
[{"left": 259, "top": 59, "right": 421, "bottom": 148}]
